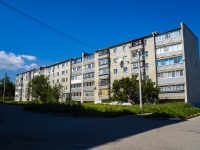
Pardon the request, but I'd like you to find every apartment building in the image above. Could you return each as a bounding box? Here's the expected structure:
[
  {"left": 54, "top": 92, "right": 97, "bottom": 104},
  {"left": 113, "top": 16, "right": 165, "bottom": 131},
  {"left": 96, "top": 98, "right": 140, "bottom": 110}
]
[{"left": 15, "top": 22, "right": 200, "bottom": 106}]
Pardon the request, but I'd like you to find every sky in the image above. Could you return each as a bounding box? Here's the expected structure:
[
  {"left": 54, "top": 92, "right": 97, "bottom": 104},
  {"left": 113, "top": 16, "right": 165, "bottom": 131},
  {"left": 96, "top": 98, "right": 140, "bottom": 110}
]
[{"left": 0, "top": 0, "right": 200, "bottom": 82}]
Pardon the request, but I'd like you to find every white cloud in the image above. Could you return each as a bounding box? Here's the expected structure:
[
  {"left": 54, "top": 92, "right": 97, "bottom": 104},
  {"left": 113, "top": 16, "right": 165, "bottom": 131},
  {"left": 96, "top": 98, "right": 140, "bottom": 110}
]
[
  {"left": 0, "top": 51, "right": 38, "bottom": 71},
  {"left": 19, "top": 55, "right": 37, "bottom": 61},
  {"left": 24, "top": 63, "right": 39, "bottom": 71}
]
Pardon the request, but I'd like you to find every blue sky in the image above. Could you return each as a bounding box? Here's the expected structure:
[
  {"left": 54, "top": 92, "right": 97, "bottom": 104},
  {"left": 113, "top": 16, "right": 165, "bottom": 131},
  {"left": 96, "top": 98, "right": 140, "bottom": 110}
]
[{"left": 0, "top": 0, "right": 200, "bottom": 82}]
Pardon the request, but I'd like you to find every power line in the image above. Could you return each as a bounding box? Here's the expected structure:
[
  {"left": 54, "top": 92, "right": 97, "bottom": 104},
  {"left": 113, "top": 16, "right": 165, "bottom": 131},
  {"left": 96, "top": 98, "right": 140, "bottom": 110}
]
[
  {"left": 151, "top": 0, "right": 179, "bottom": 25},
  {"left": 0, "top": 0, "right": 98, "bottom": 50}
]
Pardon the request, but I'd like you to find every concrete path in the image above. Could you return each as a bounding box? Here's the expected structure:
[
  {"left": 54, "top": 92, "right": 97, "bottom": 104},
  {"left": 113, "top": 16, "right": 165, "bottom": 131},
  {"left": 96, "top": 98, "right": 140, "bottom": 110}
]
[{"left": 0, "top": 104, "right": 200, "bottom": 150}]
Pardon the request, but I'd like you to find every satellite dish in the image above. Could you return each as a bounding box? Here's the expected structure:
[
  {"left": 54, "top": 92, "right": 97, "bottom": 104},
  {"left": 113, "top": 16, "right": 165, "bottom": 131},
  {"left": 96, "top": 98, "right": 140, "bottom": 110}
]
[{"left": 120, "top": 60, "right": 124, "bottom": 68}]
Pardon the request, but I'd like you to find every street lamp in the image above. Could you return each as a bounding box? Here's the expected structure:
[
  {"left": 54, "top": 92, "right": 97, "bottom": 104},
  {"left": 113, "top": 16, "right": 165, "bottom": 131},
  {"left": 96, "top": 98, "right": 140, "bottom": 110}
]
[
  {"left": 3, "top": 73, "right": 7, "bottom": 101},
  {"left": 137, "top": 50, "right": 142, "bottom": 108}
]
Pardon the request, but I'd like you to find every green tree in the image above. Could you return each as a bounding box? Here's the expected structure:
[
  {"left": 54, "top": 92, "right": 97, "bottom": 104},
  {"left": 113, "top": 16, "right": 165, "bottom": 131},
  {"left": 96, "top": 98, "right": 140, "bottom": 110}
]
[
  {"left": 142, "top": 79, "right": 160, "bottom": 103},
  {"left": 110, "top": 75, "right": 159, "bottom": 104},
  {"left": 46, "top": 83, "right": 62, "bottom": 103},
  {"left": 28, "top": 74, "right": 49, "bottom": 102},
  {"left": 110, "top": 75, "right": 139, "bottom": 104},
  {"left": 28, "top": 74, "right": 62, "bottom": 103},
  {"left": 0, "top": 75, "right": 15, "bottom": 100}
]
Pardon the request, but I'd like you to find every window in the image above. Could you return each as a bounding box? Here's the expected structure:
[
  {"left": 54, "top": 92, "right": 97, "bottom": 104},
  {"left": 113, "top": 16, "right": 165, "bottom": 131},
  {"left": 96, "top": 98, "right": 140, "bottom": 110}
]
[
  {"left": 123, "top": 45, "right": 127, "bottom": 51},
  {"left": 57, "top": 72, "right": 59, "bottom": 76},
  {"left": 99, "top": 89, "right": 109, "bottom": 96},
  {"left": 180, "top": 70, "right": 183, "bottom": 76},
  {"left": 114, "top": 69, "right": 118, "bottom": 74},
  {"left": 99, "top": 50, "right": 109, "bottom": 56},
  {"left": 157, "top": 73, "right": 160, "bottom": 79},
  {"left": 66, "top": 70, "right": 68, "bottom": 74},
  {"left": 84, "top": 92, "right": 94, "bottom": 97},
  {"left": 99, "top": 58, "right": 109, "bottom": 66},
  {"left": 62, "top": 63, "right": 65, "bottom": 68},
  {"left": 113, "top": 48, "right": 117, "bottom": 53},
  {"left": 57, "top": 65, "right": 59, "bottom": 69},
  {"left": 83, "top": 72, "right": 94, "bottom": 79},
  {"left": 178, "top": 56, "right": 183, "bottom": 63},
  {"left": 172, "top": 71, "right": 175, "bottom": 77},
  {"left": 99, "top": 79, "right": 109, "bottom": 86},
  {"left": 145, "top": 51, "right": 148, "bottom": 57},
  {"left": 123, "top": 56, "right": 128, "bottom": 62},
  {"left": 66, "top": 78, "right": 68, "bottom": 82},
  {"left": 84, "top": 82, "right": 94, "bottom": 87},
  {"left": 62, "top": 78, "right": 65, "bottom": 82},
  {"left": 123, "top": 67, "right": 128, "bottom": 72},
  {"left": 99, "top": 68, "right": 109, "bottom": 75},
  {"left": 145, "top": 63, "right": 149, "bottom": 69},
  {"left": 144, "top": 39, "right": 148, "bottom": 45},
  {"left": 71, "top": 83, "right": 81, "bottom": 88},
  {"left": 53, "top": 80, "right": 54, "bottom": 84},
  {"left": 57, "top": 79, "right": 59, "bottom": 83},
  {"left": 62, "top": 71, "right": 65, "bottom": 75},
  {"left": 114, "top": 58, "right": 118, "bottom": 63}
]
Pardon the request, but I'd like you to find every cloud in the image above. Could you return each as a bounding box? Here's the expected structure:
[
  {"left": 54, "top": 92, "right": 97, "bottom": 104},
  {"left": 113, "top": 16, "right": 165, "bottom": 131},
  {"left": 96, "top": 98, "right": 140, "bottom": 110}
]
[
  {"left": 19, "top": 55, "right": 37, "bottom": 60},
  {"left": 24, "top": 63, "right": 39, "bottom": 71},
  {"left": 0, "top": 51, "right": 38, "bottom": 71}
]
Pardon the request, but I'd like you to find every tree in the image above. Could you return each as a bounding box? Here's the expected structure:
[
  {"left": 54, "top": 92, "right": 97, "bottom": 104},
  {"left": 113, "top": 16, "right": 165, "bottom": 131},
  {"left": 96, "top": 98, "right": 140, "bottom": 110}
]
[
  {"left": 28, "top": 74, "right": 49, "bottom": 102},
  {"left": 0, "top": 75, "right": 15, "bottom": 100},
  {"left": 110, "top": 75, "right": 159, "bottom": 104},
  {"left": 110, "top": 75, "right": 139, "bottom": 104},
  {"left": 142, "top": 79, "right": 160, "bottom": 103},
  {"left": 28, "top": 74, "right": 62, "bottom": 103}
]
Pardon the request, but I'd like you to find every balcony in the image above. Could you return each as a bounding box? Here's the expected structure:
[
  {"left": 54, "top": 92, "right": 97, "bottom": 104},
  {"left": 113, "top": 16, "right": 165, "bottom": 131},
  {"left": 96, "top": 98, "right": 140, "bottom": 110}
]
[
  {"left": 84, "top": 59, "right": 94, "bottom": 65},
  {"left": 83, "top": 86, "right": 95, "bottom": 91},
  {"left": 83, "top": 68, "right": 94, "bottom": 74},
  {"left": 156, "top": 36, "right": 182, "bottom": 47},
  {"left": 159, "top": 92, "right": 184, "bottom": 99},
  {"left": 71, "top": 87, "right": 82, "bottom": 92},
  {"left": 99, "top": 74, "right": 109, "bottom": 79},
  {"left": 131, "top": 56, "right": 144, "bottom": 63},
  {"left": 99, "top": 95, "right": 109, "bottom": 100},
  {"left": 99, "top": 64, "right": 109, "bottom": 69},
  {"left": 157, "top": 63, "right": 184, "bottom": 72},
  {"left": 83, "top": 96, "right": 94, "bottom": 101},
  {"left": 71, "top": 70, "right": 82, "bottom": 75},
  {"left": 98, "top": 54, "right": 109, "bottom": 59},
  {"left": 157, "top": 77, "right": 184, "bottom": 86},
  {"left": 156, "top": 50, "right": 182, "bottom": 59},
  {"left": 71, "top": 79, "right": 82, "bottom": 84},
  {"left": 99, "top": 84, "right": 109, "bottom": 89},
  {"left": 83, "top": 77, "right": 94, "bottom": 82},
  {"left": 129, "top": 45, "right": 143, "bottom": 52},
  {"left": 131, "top": 67, "right": 144, "bottom": 74},
  {"left": 71, "top": 96, "right": 81, "bottom": 101},
  {"left": 72, "top": 62, "right": 82, "bottom": 68}
]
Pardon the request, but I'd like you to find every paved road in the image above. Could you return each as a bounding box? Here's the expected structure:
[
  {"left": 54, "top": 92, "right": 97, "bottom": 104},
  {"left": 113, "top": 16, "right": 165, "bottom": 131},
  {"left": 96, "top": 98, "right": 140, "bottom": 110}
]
[{"left": 0, "top": 104, "right": 200, "bottom": 150}]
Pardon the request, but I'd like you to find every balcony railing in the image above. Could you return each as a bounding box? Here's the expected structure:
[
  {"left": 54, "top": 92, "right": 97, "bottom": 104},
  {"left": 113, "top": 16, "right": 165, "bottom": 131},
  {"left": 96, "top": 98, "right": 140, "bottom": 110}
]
[
  {"left": 71, "top": 87, "right": 82, "bottom": 92},
  {"left": 72, "top": 62, "right": 82, "bottom": 68},
  {"left": 83, "top": 96, "right": 94, "bottom": 100},
  {"left": 98, "top": 54, "right": 109, "bottom": 59},
  {"left": 83, "top": 77, "right": 94, "bottom": 82},
  {"left": 129, "top": 45, "right": 143, "bottom": 51},
  {"left": 99, "top": 64, "right": 109, "bottom": 69},
  {"left": 156, "top": 35, "right": 182, "bottom": 47},
  {"left": 71, "top": 70, "right": 82, "bottom": 75},
  {"left": 71, "top": 96, "right": 81, "bottom": 101},
  {"left": 131, "top": 56, "right": 144, "bottom": 63},
  {"left": 83, "top": 86, "right": 95, "bottom": 91},
  {"left": 83, "top": 68, "right": 94, "bottom": 74},
  {"left": 156, "top": 50, "right": 182, "bottom": 59},
  {"left": 99, "top": 74, "right": 109, "bottom": 79},
  {"left": 84, "top": 59, "right": 95, "bottom": 65},
  {"left": 157, "top": 63, "right": 184, "bottom": 72}
]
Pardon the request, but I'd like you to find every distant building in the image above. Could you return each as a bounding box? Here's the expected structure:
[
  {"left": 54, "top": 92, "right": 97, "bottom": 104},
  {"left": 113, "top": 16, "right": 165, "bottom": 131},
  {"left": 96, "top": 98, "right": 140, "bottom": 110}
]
[{"left": 15, "top": 22, "right": 200, "bottom": 107}]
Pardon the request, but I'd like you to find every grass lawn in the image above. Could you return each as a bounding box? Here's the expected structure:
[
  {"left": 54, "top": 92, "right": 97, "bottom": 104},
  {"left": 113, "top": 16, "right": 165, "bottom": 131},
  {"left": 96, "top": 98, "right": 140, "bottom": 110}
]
[{"left": 1, "top": 100, "right": 200, "bottom": 120}]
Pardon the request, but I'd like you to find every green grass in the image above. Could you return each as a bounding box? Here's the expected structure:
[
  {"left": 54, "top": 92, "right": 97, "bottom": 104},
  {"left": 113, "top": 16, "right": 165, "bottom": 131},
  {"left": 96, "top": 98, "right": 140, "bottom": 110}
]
[{"left": 1, "top": 100, "right": 200, "bottom": 120}]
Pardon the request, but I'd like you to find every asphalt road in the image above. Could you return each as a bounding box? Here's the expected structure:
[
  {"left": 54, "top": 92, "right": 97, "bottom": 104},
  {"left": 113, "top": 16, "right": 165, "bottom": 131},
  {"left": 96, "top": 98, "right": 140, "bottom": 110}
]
[{"left": 0, "top": 104, "right": 200, "bottom": 150}]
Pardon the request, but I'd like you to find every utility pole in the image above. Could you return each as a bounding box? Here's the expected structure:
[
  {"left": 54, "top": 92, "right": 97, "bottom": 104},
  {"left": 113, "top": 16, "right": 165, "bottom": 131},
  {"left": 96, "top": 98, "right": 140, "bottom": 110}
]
[
  {"left": 3, "top": 73, "right": 7, "bottom": 101},
  {"left": 138, "top": 51, "right": 142, "bottom": 108}
]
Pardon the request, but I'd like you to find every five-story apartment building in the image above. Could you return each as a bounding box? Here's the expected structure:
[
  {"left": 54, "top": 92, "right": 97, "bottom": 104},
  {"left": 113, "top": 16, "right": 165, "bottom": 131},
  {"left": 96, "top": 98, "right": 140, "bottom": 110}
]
[{"left": 15, "top": 22, "right": 200, "bottom": 106}]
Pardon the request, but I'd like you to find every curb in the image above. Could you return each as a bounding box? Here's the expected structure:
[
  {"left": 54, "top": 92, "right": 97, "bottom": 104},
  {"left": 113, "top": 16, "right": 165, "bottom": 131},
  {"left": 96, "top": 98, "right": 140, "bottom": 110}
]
[{"left": 169, "top": 113, "right": 200, "bottom": 121}]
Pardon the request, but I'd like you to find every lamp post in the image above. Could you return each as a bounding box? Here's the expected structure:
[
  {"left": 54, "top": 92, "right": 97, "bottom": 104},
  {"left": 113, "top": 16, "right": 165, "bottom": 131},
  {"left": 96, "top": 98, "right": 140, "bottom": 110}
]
[
  {"left": 3, "top": 73, "right": 7, "bottom": 101},
  {"left": 137, "top": 51, "right": 142, "bottom": 108}
]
